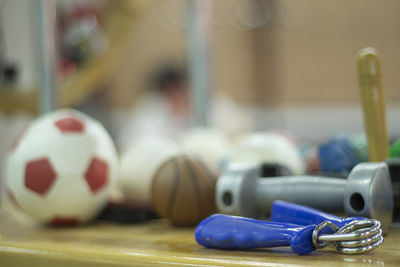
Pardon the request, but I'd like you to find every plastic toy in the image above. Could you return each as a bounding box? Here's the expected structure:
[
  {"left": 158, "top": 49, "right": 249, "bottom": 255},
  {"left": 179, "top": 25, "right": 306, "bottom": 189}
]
[
  {"left": 271, "top": 200, "right": 365, "bottom": 229},
  {"left": 357, "top": 47, "right": 389, "bottom": 162},
  {"left": 195, "top": 214, "right": 382, "bottom": 255},
  {"left": 151, "top": 155, "right": 217, "bottom": 226},
  {"left": 216, "top": 162, "right": 393, "bottom": 233},
  {"left": 5, "top": 109, "right": 118, "bottom": 225}
]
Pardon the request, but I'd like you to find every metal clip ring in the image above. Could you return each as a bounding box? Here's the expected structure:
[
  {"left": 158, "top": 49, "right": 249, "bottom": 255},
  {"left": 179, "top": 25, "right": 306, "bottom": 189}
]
[
  {"left": 312, "top": 220, "right": 339, "bottom": 249},
  {"left": 312, "top": 219, "right": 383, "bottom": 254}
]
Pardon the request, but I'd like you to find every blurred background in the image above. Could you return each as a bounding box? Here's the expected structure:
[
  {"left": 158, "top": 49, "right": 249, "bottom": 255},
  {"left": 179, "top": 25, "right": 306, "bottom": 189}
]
[{"left": 1, "top": 0, "right": 400, "bottom": 181}]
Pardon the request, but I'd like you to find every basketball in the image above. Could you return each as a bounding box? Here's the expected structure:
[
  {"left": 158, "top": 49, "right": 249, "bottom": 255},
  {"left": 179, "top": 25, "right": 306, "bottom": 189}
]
[{"left": 151, "top": 155, "right": 217, "bottom": 226}]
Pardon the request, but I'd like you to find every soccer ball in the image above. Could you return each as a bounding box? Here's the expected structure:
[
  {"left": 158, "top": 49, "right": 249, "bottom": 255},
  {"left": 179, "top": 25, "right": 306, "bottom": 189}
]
[{"left": 4, "top": 109, "right": 118, "bottom": 226}]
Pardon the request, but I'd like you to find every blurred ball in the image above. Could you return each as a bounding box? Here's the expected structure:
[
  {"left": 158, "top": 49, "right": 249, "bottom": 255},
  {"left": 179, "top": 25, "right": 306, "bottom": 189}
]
[
  {"left": 390, "top": 138, "right": 400, "bottom": 158},
  {"left": 227, "top": 132, "right": 304, "bottom": 174},
  {"left": 305, "top": 146, "right": 320, "bottom": 174},
  {"left": 151, "top": 155, "right": 217, "bottom": 226},
  {"left": 119, "top": 136, "right": 180, "bottom": 205},
  {"left": 180, "top": 127, "right": 230, "bottom": 172},
  {"left": 318, "top": 137, "right": 359, "bottom": 176},
  {"left": 349, "top": 134, "right": 369, "bottom": 162},
  {"left": 5, "top": 109, "right": 118, "bottom": 226}
]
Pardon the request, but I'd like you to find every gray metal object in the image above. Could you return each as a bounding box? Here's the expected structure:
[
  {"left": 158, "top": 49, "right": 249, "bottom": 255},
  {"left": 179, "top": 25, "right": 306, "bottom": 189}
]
[
  {"left": 216, "top": 162, "right": 393, "bottom": 232},
  {"left": 386, "top": 159, "right": 400, "bottom": 221},
  {"left": 186, "top": 0, "right": 213, "bottom": 126},
  {"left": 33, "top": 0, "right": 57, "bottom": 114},
  {"left": 312, "top": 219, "right": 383, "bottom": 254}
]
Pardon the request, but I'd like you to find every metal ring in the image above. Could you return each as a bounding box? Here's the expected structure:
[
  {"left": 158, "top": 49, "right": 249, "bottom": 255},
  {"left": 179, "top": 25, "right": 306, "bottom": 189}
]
[
  {"left": 334, "top": 219, "right": 383, "bottom": 254},
  {"left": 312, "top": 220, "right": 339, "bottom": 249},
  {"left": 314, "top": 219, "right": 383, "bottom": 255}
]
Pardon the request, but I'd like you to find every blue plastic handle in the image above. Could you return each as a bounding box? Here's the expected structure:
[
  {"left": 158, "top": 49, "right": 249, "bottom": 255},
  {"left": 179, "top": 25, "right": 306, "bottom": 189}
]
[
  {"left": 195, "top": 214, "right": 316, "bottom": 255},
  {"left": 271, "top": 200, "right": 365, "bottom": 229}
]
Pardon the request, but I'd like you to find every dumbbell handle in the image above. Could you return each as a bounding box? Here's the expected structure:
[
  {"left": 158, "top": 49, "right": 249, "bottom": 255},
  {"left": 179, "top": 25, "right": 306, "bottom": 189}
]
[{"left": 255, "top": 176, "right": 346, "bottom": 217}]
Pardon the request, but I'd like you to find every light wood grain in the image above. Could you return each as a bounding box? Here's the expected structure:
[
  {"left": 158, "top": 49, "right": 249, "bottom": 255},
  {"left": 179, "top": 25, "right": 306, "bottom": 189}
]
[{"left": 0, "top": 219, "right": 399, "bottom": 266}]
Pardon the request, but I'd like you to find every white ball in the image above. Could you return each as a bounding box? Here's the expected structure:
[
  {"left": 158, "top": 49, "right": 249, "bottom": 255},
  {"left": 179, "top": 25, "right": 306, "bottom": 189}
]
[
  {"left": 228, "top": 132, "right": 304, "bottom": 174},
  {"left": 119, "top": 136, "right": 180, "bottom": 205},
  {"left": 180, "top": 127, "right": 231, "bottom": 172},
  {"left": 4, "top": 109, "right": 118, "bottom": 225}
]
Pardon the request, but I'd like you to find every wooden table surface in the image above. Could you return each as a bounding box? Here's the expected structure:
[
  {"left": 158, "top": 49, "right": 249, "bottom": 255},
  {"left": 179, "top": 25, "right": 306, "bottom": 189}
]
[{"left": 0, "top": 218, "right": 399, "bottom": 266}]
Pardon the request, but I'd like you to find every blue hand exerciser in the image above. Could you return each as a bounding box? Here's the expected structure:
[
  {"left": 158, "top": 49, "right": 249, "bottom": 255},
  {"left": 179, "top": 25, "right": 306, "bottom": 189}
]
[
  {"left": 195, "top": 201, "right": 383, "bottom": 255},
  {"left": 270, "top": 200, "right": 365, "bottom": 229}
]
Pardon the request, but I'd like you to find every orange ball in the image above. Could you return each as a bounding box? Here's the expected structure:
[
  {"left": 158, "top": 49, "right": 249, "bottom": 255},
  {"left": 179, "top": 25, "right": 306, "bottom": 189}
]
[{"left": 151, "top": 155, "right": 217, "bottom": 226}]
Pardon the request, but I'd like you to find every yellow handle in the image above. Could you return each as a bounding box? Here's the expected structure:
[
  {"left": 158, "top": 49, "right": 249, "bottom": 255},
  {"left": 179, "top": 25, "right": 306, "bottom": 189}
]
[{"left": 357, "top": 47, "right": 389, "bottom": 162}]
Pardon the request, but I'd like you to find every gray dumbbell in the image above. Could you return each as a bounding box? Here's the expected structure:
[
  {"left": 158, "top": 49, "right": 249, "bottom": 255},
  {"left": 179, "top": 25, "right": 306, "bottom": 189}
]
[
  {"left": 216, "top": 162, "right": 393, "bottom": 232},
  {"left": 386, "top": 159, "right": 400, "bottom": 222}
]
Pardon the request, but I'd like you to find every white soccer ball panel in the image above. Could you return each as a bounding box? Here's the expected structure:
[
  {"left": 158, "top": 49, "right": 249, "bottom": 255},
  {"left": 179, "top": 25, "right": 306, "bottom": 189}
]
[
  {"left": 119, "top": 136, "right": 180, "bottom": 204},
  {"left": 45, "top": 170, "right": 109, "bottom": 221}
]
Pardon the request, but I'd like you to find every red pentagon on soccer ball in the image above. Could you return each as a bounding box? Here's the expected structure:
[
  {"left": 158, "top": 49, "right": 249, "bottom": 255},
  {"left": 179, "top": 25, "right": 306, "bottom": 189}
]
[
  {"left": 25, "top": 158, "right": 56, "bottom": 195},
  {"left": 84, "top": 158, "right": 108, "bottom": 193},
  {"left": 54, "top": 117, "right": 84, "bottom": 133}
]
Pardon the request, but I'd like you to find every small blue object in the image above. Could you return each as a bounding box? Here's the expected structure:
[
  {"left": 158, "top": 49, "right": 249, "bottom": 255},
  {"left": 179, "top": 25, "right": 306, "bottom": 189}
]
[
  {"left": 271, "top": 200, "right": 365, "bottom": 230},
  {"left": 195, "top": 214, "right": 316, "bottom": 255},
  {"left": 318, "top": 138, "right": 359, "bottom": 175}
]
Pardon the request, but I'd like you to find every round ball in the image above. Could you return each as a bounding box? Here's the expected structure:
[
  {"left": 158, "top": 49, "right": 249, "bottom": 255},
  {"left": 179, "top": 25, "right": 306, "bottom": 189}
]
[
  {"left": 151, "top": 155, "right": 217, "bottom": 226},
  {"left": 5, "top": 109, "right": 118, "bottom": 226},
  {"left": 227, "top": 132, "right": 304, "bottom": 174},
  {"left": 119, "top": 136, "right": 180, "bottom": 205},
  {"left": 180, "top": 127, "right": 230, "bottom": 172}
]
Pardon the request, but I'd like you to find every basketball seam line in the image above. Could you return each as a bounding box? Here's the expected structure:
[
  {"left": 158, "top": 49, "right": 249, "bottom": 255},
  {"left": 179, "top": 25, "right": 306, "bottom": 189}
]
[
  {"left": 184, "top": 157, "right": 204, "bottom": 221},
  {"left": 166, "top": 157, "right": 180, "bottom": 220}
]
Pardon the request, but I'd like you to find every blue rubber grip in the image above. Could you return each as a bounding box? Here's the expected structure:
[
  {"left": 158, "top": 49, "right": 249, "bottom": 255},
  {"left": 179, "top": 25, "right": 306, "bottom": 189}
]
[
  {"left": 195, "top": 214, "right": 316, "bottom": 255},
  {"left": 271, "top": 200, "right": 365, "bottom": 229}
]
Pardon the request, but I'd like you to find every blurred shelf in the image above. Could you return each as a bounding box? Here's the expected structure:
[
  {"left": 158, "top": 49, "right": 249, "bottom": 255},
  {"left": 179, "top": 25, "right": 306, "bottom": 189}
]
[
  {"left": 1, "top": 219, "right": 400, "bottom": 266},
  {"left": 0, "top": 0, "right": 144, "bottom": 115}
]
